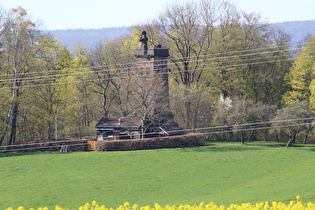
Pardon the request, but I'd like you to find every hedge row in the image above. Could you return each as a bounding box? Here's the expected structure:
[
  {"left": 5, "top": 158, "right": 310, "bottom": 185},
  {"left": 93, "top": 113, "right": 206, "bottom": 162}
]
[
  {"left": 3, "top": 139, "right": 88, "bottom": 153},
  {"left": 95, "top": 133, "right": 205, "bottom": 151}
]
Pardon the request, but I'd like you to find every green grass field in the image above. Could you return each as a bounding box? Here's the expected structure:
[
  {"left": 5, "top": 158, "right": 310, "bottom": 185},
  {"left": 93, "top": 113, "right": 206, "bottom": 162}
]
[{"left": 0, "top": 142, "right": 314, "bottom": 209}]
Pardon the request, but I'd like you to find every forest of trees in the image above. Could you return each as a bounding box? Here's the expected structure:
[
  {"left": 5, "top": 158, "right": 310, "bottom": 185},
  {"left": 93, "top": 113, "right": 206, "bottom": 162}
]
[{"left": 1, "top": 0, "right": 315, "bottom": 148}]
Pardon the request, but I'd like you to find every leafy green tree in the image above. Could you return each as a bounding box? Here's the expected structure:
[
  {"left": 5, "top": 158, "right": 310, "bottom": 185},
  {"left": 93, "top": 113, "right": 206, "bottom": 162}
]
[
  {"left": 256, "top": 30, "right": 291, "bottom": 105},
  {"left": 209, "top": 5, "right": 290, "bottom": 104},
  {"left": 209, "top": 1, "right": 244, "bottom": 98},
  {"left": 0, "top": 7, "right": 51, "bottom": 146},
  {"left": 22, "top": 39, "right": 72, "bottom": 141},
  {"left": 60, "top": 43, "right": 100, "bottom": 138},
  {"left": 283, "top": 35, "right": 315, "bottom": 108}
]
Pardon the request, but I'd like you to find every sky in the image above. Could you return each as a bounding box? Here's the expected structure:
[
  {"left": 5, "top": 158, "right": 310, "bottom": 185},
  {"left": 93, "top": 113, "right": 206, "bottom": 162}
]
[{"left": 0, "top": 0, "right": 314, "bottom": 30}]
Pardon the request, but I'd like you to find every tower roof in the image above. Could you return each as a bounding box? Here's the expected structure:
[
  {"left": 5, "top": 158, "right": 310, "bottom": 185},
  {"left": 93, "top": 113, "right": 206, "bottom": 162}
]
[{"left": 134, "top": 47, "right": 169, "bottom": 58}]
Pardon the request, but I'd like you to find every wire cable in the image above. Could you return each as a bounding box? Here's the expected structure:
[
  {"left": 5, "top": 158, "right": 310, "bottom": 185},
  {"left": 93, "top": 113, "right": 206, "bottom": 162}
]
[
  {"left": 1, "top": 116, "right": 313, "bottom": 152},
  {"left": 0, "top": 40, "right": 313, "bottom": 79},
  {"left": 1, "top": 54, "right": 313, "bottom": 89}
]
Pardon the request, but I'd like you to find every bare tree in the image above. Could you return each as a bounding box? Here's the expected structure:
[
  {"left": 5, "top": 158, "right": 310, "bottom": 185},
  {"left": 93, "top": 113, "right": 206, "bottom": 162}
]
[
  {"left": 270, "top": 101, "right": 314, "bottom": 147},
  {"left": 158, "top": 0, "right": 219, "bottom": 87},
  {"left": 91, "top": 35, "right": 136, "bottom": 118},
  {"left": 152, "top": 0, "right": 220, "bottom": 129},
  {"left": 130, "top": 74, "right": 170, "bottom": 138},
  {"left": 211, "top": 98, "right": 277, "bottom": 142}
]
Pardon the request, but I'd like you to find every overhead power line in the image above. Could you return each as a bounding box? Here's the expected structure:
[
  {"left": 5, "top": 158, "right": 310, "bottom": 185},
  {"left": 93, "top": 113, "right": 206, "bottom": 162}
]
[
  {"left": 1, "top": 53, "right": 314, "bottom": 89},
  {"left": 0, "top": 44, "right": 305, "bottom": 83},
  {"left": 205, "top": 122, "right": 312, "bottom": 135},
  {"left": 0, "top": 116, "right": 313, "bottom": 152},
  {"left": 1, "top": 42, "right": 315, "bottom": 88},
  {"left": 0, "top": 40, "right": 313, "bottom": 79}
]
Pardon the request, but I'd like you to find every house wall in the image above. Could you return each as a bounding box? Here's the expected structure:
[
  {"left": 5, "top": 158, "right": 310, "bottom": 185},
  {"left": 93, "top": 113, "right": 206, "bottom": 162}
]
[{"left": 97, "top": 130, "right": 141, "bottom": 141}]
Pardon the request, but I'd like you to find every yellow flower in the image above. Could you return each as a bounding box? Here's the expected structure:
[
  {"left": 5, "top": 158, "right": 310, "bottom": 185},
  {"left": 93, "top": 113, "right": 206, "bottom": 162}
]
[
  {"left": 93, "top": 201, "right": 98, "bottom": 206},
  {"left": 296, "top": 195, "right": 301, "bottom": 200},
  {"left": 85, "top": 203, "right": 91, "bottom": 209},
  {"left": 124, "top": 202, "right": 130, "bottom": 208},
  {"left": 55, "top": 205, "right": 63, "bottom": 210},
  {"left": 17, "top": 207, "right": 25, "bottom": 210},
  {"left": 132, "top": 204, "right": 138, "bottom": 210}
]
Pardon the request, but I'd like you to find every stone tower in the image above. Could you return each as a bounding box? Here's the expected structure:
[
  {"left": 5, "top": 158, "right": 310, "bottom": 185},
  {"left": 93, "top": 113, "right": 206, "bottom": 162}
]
[
  {"left": 134, "top": 31, "right": 170, "bottom": 112},
  {"left": 134, "top": 31, "right": 186, "bottom": 136}
]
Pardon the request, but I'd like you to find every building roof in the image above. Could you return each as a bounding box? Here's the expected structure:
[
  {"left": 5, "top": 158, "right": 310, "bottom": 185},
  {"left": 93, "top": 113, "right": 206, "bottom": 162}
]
[{"left": 95, "top": 117, "right": 142, "bottom": 128}]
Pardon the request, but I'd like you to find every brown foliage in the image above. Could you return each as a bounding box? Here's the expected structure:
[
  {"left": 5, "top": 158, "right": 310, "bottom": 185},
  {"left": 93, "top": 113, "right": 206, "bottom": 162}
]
[
  {"left": 2, "top": 139, "right": 88, "bottom": 153},
  {"left": 95, "top": 133, "right": 205, "bottom": 151}
]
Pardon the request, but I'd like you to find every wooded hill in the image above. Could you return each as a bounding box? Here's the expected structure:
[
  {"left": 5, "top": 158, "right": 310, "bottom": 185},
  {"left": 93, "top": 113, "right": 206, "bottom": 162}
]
[
  {"left": 47, "top": 21, "right": 315, "bottom": 51},
  {"left": 47, "top": 27, "right": 130, "bottom": 51}
]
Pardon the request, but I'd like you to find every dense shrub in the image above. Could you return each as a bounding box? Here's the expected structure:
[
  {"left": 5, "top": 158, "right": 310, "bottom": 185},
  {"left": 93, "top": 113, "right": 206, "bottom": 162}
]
[
  {"left": 3, "top": 139, "right": 88, "bottom": 152},
  {"left": 95, "top": 133, "right": 205, "bottom": 151}
]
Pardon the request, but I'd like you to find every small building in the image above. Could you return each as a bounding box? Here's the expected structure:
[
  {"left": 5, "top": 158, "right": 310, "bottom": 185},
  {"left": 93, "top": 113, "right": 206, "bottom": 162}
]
[{"left": 95, "top": 117, "right": 142, "bottom": 140}]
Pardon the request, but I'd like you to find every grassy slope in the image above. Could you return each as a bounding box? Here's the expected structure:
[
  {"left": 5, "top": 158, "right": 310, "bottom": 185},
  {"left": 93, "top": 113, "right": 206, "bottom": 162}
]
[{"left": 0, "top": 142, "right": 314, "bottom": 209}]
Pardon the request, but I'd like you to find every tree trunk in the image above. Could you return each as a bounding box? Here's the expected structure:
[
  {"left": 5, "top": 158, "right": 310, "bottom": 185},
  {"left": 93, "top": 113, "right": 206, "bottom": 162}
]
[
  {"left": 247, "top": 130, "right": 255, "bottom": 142},
  {"left": 292, "top": 133, "right": 296, "bottom": 143},
  {"left": 241, "top": 131, "right": 244, "bottom": 144},
  {"left": 103, "top": 91, "right": 108, "bottom": 118},
  {"left": 185, "top": 99, "right": 192, "bottom": 128},
  {"left": 0, "top": 69, "right": 18, "bottom": 147},
  {"left": 286, "top": 133, "right": 296, "bottom": 148},
  {"left": 47, "top": 120, "right": 52, "bottom": 140},
  {"left": 303, "top": 132, "right": 308, "bottom": 144},
  {"left": 8, "top": 100, "right": 19, "bottom": 146}
]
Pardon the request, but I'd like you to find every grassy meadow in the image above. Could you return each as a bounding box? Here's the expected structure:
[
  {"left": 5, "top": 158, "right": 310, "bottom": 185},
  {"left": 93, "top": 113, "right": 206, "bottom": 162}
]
[{"left": 0, "top": 142, "right": 314, "bottom": 209}]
